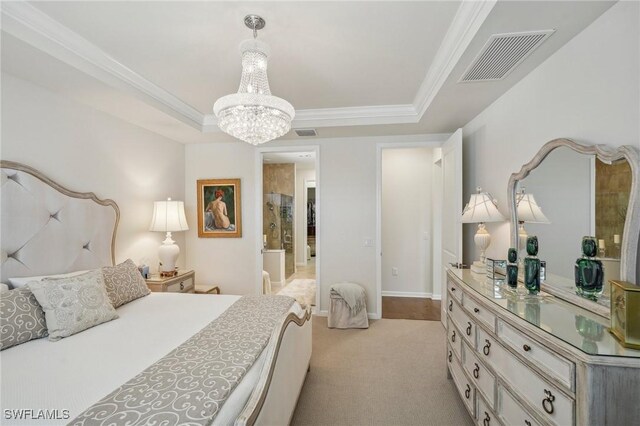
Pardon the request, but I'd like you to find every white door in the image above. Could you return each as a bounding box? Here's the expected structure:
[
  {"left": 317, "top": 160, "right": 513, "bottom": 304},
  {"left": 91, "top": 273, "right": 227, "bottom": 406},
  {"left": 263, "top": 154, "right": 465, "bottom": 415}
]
[{"left": 439, "top": 129, "right": 463, "bottom": 325}]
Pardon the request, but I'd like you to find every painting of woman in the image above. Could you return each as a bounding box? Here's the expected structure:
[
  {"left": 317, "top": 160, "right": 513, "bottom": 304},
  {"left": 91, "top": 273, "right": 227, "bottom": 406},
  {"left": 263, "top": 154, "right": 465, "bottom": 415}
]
[{"left": 197, "top": 179, "right": 242, "bottom": 237}]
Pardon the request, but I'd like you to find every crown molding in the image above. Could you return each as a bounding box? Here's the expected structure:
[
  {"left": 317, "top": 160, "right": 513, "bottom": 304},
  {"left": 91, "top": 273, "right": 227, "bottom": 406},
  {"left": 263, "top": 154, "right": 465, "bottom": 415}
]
[
  {"left": 1, "top": 1, "right": 205, "bottom": 130},
  {"left": 413, "top": 0, "right": 497, "bottom": 118},
  {"left": 1, "top": 1, "right": 495, "bottom": 132}
]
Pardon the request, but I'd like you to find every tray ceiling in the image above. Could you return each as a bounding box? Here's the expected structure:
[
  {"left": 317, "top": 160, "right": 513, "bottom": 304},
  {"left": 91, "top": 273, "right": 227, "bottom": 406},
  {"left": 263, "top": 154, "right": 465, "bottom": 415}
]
[{"left": 1, "top": 1, "right": 616, "bottom": 143}]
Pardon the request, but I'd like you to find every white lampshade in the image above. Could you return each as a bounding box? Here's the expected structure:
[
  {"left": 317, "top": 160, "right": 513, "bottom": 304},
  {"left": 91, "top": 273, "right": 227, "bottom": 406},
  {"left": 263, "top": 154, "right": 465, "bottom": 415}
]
[
  {"left": 516, "top": 189, "right": 550, "bottom": 224},
  {"left": 460, "top": 188, "right": 505, "bottom": 273},
  {"left": 149, "top": 198, "right": 189, "bottom": 232},
  {"left": 461, "top": 188, "right": 506, "bottom": 224}
]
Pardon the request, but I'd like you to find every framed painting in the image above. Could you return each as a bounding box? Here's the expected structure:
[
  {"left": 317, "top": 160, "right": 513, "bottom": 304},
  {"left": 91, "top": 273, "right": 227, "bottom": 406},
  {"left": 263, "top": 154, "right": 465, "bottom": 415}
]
[{"left": 197, "top": 178, "right": 242, "bottom": 238}]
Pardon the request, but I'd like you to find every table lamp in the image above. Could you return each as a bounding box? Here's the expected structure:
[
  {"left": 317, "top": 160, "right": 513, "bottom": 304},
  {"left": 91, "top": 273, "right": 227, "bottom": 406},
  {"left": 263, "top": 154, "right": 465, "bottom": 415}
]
[
  {"left": 461, "top": 187, "right": 506, "bottom": 274},
  {"left": 149, "top": 198, "right": 189, "bottom": 276},
  {"left": 516, "top": 188, "right": 549, "bottom": 260}
]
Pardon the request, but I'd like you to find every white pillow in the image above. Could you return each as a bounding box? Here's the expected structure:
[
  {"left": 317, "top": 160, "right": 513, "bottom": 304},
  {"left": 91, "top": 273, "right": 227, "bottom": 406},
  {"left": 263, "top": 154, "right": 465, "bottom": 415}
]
[
  {"left": 8, "top": 270, "right": 88, "bottom": 288},
  {"left": 28, "top": 270, "right": 118, "bottom": 341}
]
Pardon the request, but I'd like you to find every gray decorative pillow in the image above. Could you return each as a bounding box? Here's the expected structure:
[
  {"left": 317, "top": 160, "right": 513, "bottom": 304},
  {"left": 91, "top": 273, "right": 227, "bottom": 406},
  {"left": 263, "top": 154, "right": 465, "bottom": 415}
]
[
  {"left": 0, "top": 287, "right": 48, "bottom": 350},
  {"left": 102, "top": 259, "right": 150, "bottom": 308},
  {"left": 28, "top": 270, "right": 118, "bottom": 341}
]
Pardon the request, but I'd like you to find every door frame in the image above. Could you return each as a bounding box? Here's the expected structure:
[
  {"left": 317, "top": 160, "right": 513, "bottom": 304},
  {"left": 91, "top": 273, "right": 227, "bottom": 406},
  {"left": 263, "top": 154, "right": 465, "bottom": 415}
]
[
  {"left": 375, "top": 139, "right": 449, "bottom": 319},
  {"left": 255, "top": 145, "right": 320, "bottom": 301},
  {"left": 302, "top": 179, "right": 316, "bottom": 267}
]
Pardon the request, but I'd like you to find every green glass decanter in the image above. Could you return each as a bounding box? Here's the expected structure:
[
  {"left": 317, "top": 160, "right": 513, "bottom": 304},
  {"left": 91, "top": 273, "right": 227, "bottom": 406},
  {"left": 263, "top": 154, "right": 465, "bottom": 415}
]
[
  {"left": 507, "top": 247, "right": 518, "bottom": 288},
  {"left": 574, "top": 236, "right": 604, "bottom": 300},
  {"left": 524, "top": 236, "right": 540, "bottom": 294}
]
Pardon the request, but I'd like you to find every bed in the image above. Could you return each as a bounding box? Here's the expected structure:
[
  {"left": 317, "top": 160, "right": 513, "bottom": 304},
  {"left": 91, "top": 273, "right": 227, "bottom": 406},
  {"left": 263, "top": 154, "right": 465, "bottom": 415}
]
[{"left": 0, "top": 161, "right": 312, "bottom": 425}]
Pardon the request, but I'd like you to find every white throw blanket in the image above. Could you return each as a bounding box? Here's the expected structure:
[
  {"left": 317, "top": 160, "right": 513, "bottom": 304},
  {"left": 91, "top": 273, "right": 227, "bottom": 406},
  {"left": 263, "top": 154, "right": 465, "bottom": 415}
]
[{"left": 330, "top": 282, "right": 366, "bottom": 314}]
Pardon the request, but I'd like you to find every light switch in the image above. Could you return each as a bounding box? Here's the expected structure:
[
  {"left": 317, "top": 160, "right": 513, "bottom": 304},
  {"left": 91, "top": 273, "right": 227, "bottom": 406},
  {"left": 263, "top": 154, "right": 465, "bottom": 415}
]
[
  {"left": 364, "top": 239, "right": 373, "bottom": 247},
  {"left": 392, "top": 267, "right": 399, "bottom": 276}
]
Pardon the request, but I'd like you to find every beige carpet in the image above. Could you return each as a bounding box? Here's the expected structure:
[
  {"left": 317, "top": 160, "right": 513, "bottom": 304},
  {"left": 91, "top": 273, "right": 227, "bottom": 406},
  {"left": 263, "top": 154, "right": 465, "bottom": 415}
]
[{"left": 291, "top": 316, "right": 473, "bottom": 426}]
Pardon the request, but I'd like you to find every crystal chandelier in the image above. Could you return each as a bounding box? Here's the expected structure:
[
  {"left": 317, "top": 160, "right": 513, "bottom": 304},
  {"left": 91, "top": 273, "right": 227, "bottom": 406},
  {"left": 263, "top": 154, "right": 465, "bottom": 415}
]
[{"left": 214, "top": 15, "right": 295, "bottom": 145}]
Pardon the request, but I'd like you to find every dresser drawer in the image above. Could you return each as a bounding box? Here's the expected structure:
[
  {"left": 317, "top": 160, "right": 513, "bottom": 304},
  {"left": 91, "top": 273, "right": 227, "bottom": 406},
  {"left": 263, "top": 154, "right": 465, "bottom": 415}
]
[
  {"left": 166, "top": 277, "right": 194, "bottom": 293},
  {"left": 449, "top": 299, "right": 476, "bottom": 349},
  {"left": 477, "top": 394, "right": 500, "bottom": 426},
  {"left": 463, "top": 295, "right": 497, "bottom": 333},
  {"left": 447, "top": 276, "right": 463, "bottom": 303},
  {"left": 497, "top": 320, "right": 574, "bottom": 392},
  {"left": 448, "top": 343, "right": 475, "bottom": 417},
  {"left": 497, "top": 385, "right": 542, "bottom": 426},
  {"left": 476, "top": 328, "right": 574, "bottom": 426},
  {"left": 448, "top": 318, "right": 463, "bottom": 361},
  {"left": 462, "top": 342, "right": 495, "bottom": 408}
]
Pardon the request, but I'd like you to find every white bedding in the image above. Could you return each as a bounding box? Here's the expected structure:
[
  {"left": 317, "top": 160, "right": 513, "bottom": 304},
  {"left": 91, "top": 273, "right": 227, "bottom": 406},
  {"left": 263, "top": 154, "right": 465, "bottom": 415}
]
[{"left": 0, "top": 293, "right": 300, "bottom": 425}]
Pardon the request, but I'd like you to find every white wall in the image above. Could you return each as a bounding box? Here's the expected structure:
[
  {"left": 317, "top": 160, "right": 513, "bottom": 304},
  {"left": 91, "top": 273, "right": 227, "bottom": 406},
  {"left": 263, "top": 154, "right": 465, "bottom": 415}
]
[
  {"left": 295, "top": 166, "right": 316, "bottom": 266},
  {"left": 184, "top": 142, "right": 257, "bottom": 295},
  {"left": 1, "top": 73, "right": 186, "bottom": 270},
  {"left": 381, "top": 147, "right": 433, "bottom": 297},
  {"left": 185, "top": 135, "right": 446, "bottom": 316},
  {"left": 462, "top": 1, "right": 639, "bottom": 267}
]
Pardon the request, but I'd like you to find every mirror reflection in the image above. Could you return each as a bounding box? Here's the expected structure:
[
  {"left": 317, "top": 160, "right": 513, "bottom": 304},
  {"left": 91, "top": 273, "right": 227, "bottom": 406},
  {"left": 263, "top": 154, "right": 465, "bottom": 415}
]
[{"left": 515, "top": 147, "right": 632, "bottom": 301}]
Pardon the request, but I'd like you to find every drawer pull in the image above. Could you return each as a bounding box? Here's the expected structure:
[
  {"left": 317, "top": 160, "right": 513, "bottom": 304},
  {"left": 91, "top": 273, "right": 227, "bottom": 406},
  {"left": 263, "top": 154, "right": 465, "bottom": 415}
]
[
  {"left": 464, "top": 384, "right": 471, "bottom": 399},
  {"left": 451, "top": 287, "right": 456, "bottom": 292},
  {"left": 483, "top": 412, "right": 490, "bottom": 426},
  {"left": 466, "top": 322, "right": 472, "bottom": 336},
  {"left": 449, "top": 300, "right": 453, "bottom": 311},
  {"left": 179, "top": 282, "right": 185, "bottom": 291},
  {"left": 448, "top": 351, "right": 452, "bottom": 362},
  {"left": 473, "top": 363, "right": 480, "bottom": 379},
  {"left": 542, "top": 389, "right": 555, "bottom": 414},
  {"left": 474, "top": 307, "right": 480, "bottom": 313},
  {"left": 523, "top": 344, "right": 531, "bottom": 352},
  {"left": 483, "top": 339, "right": 491, "bottom": 356},
  {"left": 451, "top": 330, "right": 456, "bottom": 342},
  {"left": 525, "top": 421, "right": 531, "bottom": 426}
]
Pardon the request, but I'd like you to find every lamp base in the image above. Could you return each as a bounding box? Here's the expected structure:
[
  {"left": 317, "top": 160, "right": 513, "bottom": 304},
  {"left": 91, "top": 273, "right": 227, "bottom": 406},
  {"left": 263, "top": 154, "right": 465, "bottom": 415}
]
[
  {"left": 471, "top": 261, "right": 486, "bottom": 274},
  {"left": 158, "top": 232, "right": 180, "bottom": 274},
  {"left": 160, "top": 270, "right": 178, "bottom": 278}
]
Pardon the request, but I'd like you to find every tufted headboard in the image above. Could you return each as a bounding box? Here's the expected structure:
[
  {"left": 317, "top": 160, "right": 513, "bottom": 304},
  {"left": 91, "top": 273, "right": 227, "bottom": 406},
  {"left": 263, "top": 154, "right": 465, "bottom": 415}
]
[{"left": 1, "top": 161, "right": 119, "bottom": 283}]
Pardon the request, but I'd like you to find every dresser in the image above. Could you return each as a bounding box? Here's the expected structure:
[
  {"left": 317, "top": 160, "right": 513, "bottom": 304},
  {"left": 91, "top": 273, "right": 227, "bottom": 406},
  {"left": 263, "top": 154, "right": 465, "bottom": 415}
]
[
  {"left": 445, "top": 268, "right": 640, "bottom": 426},
  {"left": 145, "top": 270, "right": 195, "bottom": 293}
]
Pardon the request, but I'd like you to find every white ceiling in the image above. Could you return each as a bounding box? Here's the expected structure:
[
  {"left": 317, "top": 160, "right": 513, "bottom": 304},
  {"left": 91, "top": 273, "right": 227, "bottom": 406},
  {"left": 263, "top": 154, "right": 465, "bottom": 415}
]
[
  {"left": 31, "top": 1, "right": 460, "bottom": 112},
  {"left": 1, "top": 1, "right": 616, "bottom": 144}
]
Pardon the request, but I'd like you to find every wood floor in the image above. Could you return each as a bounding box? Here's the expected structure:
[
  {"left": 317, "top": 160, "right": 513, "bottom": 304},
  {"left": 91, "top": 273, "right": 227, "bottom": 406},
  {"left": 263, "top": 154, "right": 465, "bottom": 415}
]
[{"left": 382, "top": 296, "right": 441, "bottom": 321}]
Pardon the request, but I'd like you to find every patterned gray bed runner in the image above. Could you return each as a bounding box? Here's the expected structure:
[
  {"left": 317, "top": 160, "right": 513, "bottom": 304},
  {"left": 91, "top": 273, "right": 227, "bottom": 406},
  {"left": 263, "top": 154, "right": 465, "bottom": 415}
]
[{"left": 71, "top": 295, "right": 295, "bottom": 426}]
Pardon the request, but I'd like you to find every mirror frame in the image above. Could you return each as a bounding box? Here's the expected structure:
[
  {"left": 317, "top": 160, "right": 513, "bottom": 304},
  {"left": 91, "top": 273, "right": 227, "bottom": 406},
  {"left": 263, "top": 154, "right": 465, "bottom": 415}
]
[{"left": 508, "top": 138, "right": 640, "bottom": 308}]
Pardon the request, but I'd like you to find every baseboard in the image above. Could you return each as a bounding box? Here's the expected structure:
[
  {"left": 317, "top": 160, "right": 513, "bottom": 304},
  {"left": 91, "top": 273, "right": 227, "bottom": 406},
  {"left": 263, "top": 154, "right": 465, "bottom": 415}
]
[
  {"left": 295, "top": 262, "right": 306, "bottom": 267},
  {"left": 381, "top": 291, "right": 433, "bottom": 298},
  {"left": 431, "top": 294, "right": 442, "bottom": 301},
  {"left": 315, "top": 310, "right": 380, "bottom": 320}
]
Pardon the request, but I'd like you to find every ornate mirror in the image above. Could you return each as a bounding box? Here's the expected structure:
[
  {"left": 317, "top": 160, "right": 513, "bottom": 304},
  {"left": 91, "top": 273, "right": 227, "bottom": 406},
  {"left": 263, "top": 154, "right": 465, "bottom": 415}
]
[{"left": 507, "top": 139, "right": 639, "bottom": 318}]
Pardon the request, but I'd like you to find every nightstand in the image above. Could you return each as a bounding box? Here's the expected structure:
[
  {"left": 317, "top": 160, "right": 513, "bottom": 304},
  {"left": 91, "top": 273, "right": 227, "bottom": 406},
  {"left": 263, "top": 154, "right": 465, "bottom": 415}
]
[{"left": 146, "top": 270, "right": 195, "bottom": 293}]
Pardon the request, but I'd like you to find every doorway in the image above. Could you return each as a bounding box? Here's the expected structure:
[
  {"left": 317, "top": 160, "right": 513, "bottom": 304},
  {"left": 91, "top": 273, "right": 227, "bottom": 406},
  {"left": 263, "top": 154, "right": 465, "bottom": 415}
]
[
  {"left": 379, "top": 146, "right": 441, "bottom": 320},
  {"left": 258, "top": 147, "right": 319, "bottom": 312}
]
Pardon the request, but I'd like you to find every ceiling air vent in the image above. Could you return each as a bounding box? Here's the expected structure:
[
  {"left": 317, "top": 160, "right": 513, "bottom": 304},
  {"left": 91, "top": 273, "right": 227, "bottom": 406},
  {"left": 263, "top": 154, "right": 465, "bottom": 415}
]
[
  {"left": 294, "top": 128, "right": 317, "bottom": 137},
  {"left": 459, "top": 30, "right": 555, "bottom": 82}
]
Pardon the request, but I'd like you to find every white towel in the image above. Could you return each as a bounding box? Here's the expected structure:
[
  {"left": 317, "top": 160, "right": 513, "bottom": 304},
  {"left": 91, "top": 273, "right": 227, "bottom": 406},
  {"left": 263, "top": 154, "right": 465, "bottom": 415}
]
[{"left": 330, "top": 282, "right": 366, "bottom": 315}]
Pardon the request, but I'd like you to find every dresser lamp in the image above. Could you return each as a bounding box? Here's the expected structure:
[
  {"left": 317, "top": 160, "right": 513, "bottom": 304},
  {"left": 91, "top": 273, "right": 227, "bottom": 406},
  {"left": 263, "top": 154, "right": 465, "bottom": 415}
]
[
  {"left": 461, "top": 187, "right": 506, "bottom": 274},
  {"left": 516, "top": 188, "right": 550, "bottom": 260},
  {"left": 149, "top": 198, "right": 189, "bottom": 277}
]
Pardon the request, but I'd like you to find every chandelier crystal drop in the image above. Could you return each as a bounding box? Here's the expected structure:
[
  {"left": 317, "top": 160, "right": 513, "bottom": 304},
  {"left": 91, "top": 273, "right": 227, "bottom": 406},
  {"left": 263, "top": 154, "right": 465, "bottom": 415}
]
[{"left": 213, "top": 15, "right": 295, "bottom": 145}]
